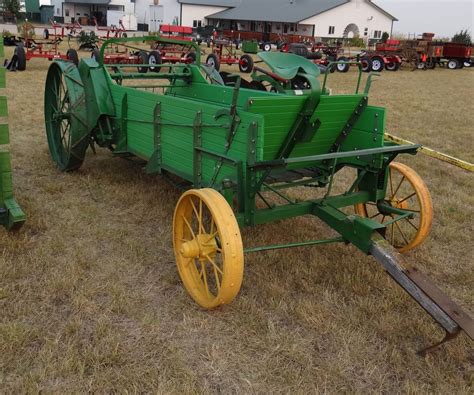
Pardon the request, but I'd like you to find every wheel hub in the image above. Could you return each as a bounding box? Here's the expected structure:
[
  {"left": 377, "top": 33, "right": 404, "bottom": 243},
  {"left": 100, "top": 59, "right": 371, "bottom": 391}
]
[{"left": 180, "top": 234, "right": 217, "bottom": 259}]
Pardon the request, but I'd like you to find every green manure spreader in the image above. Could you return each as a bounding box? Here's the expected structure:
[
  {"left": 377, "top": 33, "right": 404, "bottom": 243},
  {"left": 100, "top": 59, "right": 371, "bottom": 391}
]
[{"left": 44, "top": 37, "right": 472, "bottom": 353}]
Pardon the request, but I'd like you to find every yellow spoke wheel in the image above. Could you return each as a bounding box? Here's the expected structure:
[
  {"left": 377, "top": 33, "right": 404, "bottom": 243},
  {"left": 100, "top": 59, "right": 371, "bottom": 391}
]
[
  {"left": 173, "top": 188, "right": 244, "bottom": 309},
  {"left": 355, "top": 162, "right": 433, "bottom": 253}
]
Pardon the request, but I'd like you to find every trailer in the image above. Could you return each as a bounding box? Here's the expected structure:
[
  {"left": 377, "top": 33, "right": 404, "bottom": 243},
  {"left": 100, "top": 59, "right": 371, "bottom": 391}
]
[
  {"left": 6, "top": 25, "right": 79, "bottom": 72},
  {"left": 206, "top": 38, "right": 254, "bottom": 73},
  {"left": 374, "top": 34, "right": 472, "bottom": 70},
  {"left": 43, "top": 36, "right": 473, "bottom": 354}
]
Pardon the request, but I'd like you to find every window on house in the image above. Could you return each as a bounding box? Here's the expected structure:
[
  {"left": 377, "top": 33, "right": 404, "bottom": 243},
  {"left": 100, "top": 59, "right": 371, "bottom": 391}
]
[
  {"left": 283, "top": 23, "right": 289, "bottom": 34},
  {"left": 328, "top": 26, "right": 335, "bottom": 35},
  {"left": 373, "top": 30, "right": 382, "bottom": 39},
  {"left": 364, "top": 27, "right": 368, "bottom": 36},
  {"left": 250, "top": 21, "right": 256, "bottom": 32},
  {"left": 193, "top": 20, "right": 202, "bottom": 28},
  {"left": 65, "top": 9, "right": 69, "bottom": 17}
]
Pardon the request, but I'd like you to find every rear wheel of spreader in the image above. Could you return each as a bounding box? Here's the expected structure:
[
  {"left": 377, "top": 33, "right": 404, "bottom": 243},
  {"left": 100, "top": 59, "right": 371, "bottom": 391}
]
[
  {"left": 173, "top": 188, "right": 244, "bottom": 309},
  {"left": 44, "top": 62, "right": 89, "bottom": 171},
  {"left": 354, "top": 162, "right": 433, "bottom": 253}
]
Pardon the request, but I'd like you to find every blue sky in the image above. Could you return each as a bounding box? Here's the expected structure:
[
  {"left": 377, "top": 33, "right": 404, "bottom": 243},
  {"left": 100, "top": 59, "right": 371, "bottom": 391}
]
[{"left": 375, "top": 0, "right": 474, "bottom": 38}]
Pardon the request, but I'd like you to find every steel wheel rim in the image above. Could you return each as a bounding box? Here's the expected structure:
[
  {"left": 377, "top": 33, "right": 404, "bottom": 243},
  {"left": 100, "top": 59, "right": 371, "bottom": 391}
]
[
  {"left": 173, "top": 188, "right": 243, "bottom": 309},
  {"left": 354, "top": 162, "right": 433, "bottom": 252},
  {"left": 372, "top": 59, "right": 382, "bottom": 70},
  {"left": 46, "top": 66, "right": 73, "bottom": 169}
]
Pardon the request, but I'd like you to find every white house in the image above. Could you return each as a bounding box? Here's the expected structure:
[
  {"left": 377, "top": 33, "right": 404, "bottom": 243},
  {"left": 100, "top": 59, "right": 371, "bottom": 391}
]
[
  {"left": 179, "top": 0, "right": 397, "bottom": 40},
  {"left": 47, "top": 0, "right": 397, "bottom": 38}
]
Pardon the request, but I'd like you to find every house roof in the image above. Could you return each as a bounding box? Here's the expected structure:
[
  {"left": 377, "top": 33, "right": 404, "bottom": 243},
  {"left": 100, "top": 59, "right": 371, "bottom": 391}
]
[
  {"left": 178, "top": 0, "right": 240, "bottom": 6},
  {"left": 205, "top": 0, "right": 397, "bottom": 23},
  {"left": 64, "top": 0, "right": 110, "bottom": 4},
  {"left": 206, "top": 0, "right": 350, "bottom": 23}
]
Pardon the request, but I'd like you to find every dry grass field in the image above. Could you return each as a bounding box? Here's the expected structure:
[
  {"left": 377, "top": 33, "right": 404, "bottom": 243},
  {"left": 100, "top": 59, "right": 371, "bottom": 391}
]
[{"left": 1, "top": 42, "right": 473, "bottom": 393}]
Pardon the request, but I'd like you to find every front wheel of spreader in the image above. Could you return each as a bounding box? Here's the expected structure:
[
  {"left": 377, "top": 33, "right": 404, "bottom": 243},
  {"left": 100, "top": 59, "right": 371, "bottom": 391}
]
[
  {"left": 355, "top": 162, "right": 433, "bottom": 253},
  {"left": 173, "top": 188, "right": 244, "bottom": 309}
]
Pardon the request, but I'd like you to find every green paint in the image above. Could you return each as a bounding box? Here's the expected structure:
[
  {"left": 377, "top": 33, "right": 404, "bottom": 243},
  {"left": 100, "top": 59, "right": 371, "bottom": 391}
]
[{"left": 43, "top": 36, "right": 424, "bottom": 254}]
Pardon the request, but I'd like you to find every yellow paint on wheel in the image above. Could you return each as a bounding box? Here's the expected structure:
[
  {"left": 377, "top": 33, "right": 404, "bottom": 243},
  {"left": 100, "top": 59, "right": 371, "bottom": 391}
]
[
  {"left": 173, "top": 188, "right": 244, "bottom": 309},
  {"left": 355, "top": 162, "right": 433, "bottom": 253}
]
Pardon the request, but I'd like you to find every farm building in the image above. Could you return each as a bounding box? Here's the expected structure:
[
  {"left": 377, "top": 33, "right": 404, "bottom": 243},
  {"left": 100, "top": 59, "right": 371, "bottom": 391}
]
[
  {"left": 41, "top": 0, "right": 396, "bottom": 38},
  {"left": 179, "top": 0, "right": 398, "bottom": 41}
]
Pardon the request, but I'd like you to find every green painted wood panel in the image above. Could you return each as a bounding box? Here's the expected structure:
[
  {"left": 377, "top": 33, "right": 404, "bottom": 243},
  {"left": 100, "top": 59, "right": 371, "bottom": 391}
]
[
  {"left": 0, "top": 124, "right": 9, "bottom": 145},
  {"left": 0, "top": 96, "right": 7, "bottom": 117},
  {"left": 0, "top": 68, "right": 5, "bottom": 89}
]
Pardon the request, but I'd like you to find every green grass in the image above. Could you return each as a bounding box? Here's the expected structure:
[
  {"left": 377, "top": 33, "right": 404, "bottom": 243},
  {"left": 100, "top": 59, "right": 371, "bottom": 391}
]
[{"left": 0, "top": 43, "right": 473, "bottom": 392}]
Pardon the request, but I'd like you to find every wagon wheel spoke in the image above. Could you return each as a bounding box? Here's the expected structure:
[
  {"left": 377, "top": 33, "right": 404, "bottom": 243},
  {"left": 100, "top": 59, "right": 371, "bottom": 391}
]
[
  {"left": 394, "top": 221, "right": 410, "bottom": 245},
  {"left": 190, "top": 198, "right": 203, "bottom": 235},
  {"left": 405, "top": 218, "right": 419, "bottom": 231},
  {"left": 182, "top": 215, "right": 196, "bottom": 239},
  {"left": 391, "top": 175, "right": 406, "bottom": 199},
  {"left": 398, "top": 192, "right": 417, "bottom": 204},
  {"left": 199, "top": 260, "right": 210, "bottom": 297}
]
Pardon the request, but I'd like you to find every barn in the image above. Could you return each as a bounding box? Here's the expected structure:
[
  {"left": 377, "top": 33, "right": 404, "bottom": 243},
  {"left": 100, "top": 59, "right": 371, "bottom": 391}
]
[{"left": 179, "top": 0, "right": 398, "bottom": 42}]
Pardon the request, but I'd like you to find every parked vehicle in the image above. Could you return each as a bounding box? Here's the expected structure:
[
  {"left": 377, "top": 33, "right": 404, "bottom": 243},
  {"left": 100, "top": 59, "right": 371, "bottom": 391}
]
[
  {"left": 43, "top": 36, "right": 473, "bottom": 354},
  {"left": 206, "top": 38, "right": 254, "bottom": 73}
]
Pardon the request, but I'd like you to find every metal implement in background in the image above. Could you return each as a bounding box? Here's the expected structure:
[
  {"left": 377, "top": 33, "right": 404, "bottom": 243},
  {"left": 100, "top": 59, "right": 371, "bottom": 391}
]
[
  {"left": 43, "top": 36, "right": 472, "bottom": 353},
  {"left": 0, "top": 37, "right": 25, "bottom": 230},
  {"left": 385, "top": 133, "right": 474, "bottom": 172}
]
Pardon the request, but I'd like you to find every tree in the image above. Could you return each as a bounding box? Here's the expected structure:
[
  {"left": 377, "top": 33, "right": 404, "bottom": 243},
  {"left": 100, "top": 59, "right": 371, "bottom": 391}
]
[
  {"left": 452, "top": 29, "right": 472, "bottom": 45},
  {"left": 381, "top": 31, "right": 389, "bottom": 43},
  {"left": 2, "top": 0, "right": 21, "bottom": 18}
]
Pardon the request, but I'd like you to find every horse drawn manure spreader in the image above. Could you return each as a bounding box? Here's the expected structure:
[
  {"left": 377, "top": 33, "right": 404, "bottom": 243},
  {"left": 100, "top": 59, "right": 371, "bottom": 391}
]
[{"left": 44, "top": 37, "right": 473, "bottom": 353}]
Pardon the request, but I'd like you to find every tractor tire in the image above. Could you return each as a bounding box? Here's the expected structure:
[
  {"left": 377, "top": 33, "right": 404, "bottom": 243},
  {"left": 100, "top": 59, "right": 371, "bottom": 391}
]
[
  {"left": 262, "top": 42, "right": 272, "bottom": 52},
  {"left": 463, "top": 60, "right": 472, "bottom": 68},
  {"left": 447, "top": 59, "right": 459, "bottom": 69},
  {"left": 425, "top": 58, "right": 436, "bottom": 69},
  {"left": 91, "top": 49, "right": 100, "bottom": 63},
  {"left": 66, "top": 48, "right": 79, "bottom": 66},
  {"left": 385, "top": 61, "right": 400, "bottom": 71},
  {"left": 328, "top": 56, "right": 337, "bottom": 73},
  {"left": 148, "top": 50, "right": 162, "bottom": 72},
  {"left": 14, "top": 44, "right": 26, "bottom": 71},
  {"left": 137, "top": 51, "right": 149, "bottom": 73},
  {"left": 206, "top": 53, "right": 220, "bottom": 71},
  {"left": 416, "top": 62, "right": 425, "bottom": 70},
  {"left": 371, "top": 56, "right": 384, "bottom": 72},
  {"left": 186, "top": 51, "right": 196, "bottom": 64},
  {"left": 457, "top": 62, "right": 464, "bottom": 69},
  {"left": 336, "top": 56, "right": 350, "bottom": 72},
  {"left": 360, "top": 57, "right": 372, "bottom": 72},
  {"left": 239, "top": 54, "right": 254, "bottom": 73}
]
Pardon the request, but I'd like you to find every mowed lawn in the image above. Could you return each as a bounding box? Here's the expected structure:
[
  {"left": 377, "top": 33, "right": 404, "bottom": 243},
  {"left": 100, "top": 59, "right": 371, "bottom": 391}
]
[{"left": 1, "top": 43, "right": 473, "bottom": 392}]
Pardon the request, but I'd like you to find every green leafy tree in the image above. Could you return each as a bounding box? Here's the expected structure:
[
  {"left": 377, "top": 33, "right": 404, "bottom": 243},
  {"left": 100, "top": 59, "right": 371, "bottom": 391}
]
[
  {"left": 349, "top": 35, "right": 365, "bottom": 49},
  {"left": 2, "top": 0, "right": 21, "bottom": 17},
  {"left": 452, "top": 29, "right": 472, "bottom": 45},
  {"left": 381, "top": 31, "right": 389, "bottom": 43}
]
